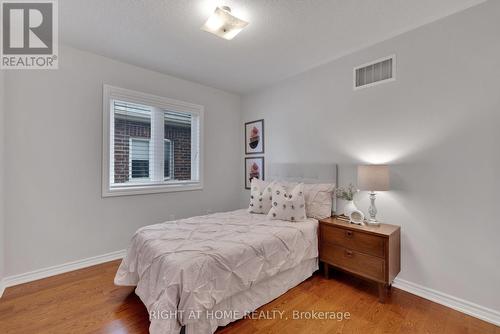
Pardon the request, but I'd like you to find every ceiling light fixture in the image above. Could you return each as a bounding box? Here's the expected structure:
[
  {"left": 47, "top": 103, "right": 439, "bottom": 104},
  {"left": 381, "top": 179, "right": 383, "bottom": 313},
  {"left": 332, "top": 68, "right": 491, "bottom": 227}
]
[{"left": 201, "top": 6, "right": 248, "bottom": 40}]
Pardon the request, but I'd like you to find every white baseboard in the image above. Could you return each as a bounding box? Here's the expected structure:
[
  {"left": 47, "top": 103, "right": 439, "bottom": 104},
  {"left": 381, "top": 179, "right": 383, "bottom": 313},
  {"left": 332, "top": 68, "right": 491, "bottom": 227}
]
[
  {"left": 393, "top": 278, "right": 500, "bottom": 326},
  {"left": 0, "top": 249, "right": 126, "bottom": 298}
]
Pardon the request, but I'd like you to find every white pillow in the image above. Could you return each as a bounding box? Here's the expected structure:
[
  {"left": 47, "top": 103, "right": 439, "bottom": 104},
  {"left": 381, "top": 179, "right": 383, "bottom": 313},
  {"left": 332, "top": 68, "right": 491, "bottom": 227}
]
[
  {"left": 248, "top": 179, "right": 274, "bottom": 214},
  {"left": 267, "top": 183, "right": 307, "bottom": 222},
  {"left": 303, "top": 183, "right": 335, "bottom": 219},
  {"left": 279, "top": 182, "right": 335, "bottom": 219}
]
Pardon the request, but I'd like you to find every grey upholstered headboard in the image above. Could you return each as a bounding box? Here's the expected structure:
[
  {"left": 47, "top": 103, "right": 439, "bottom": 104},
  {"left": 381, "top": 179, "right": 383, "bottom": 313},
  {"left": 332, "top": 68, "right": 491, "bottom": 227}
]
[{"left": 268, "top": 163, "right": 338, "bottom": 213}]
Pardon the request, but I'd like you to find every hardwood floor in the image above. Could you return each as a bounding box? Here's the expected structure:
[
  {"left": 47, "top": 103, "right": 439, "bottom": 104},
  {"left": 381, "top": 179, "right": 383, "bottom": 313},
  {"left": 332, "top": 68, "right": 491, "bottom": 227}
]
[{"left": 0, "top": 260, "right": 497, "bottom": 334}]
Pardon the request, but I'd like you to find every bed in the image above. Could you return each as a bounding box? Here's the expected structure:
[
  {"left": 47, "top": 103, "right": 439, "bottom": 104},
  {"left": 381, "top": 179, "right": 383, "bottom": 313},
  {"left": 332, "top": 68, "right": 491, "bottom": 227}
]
[{"left": 115, "top": 163, "right": 337, "bottom": 334}]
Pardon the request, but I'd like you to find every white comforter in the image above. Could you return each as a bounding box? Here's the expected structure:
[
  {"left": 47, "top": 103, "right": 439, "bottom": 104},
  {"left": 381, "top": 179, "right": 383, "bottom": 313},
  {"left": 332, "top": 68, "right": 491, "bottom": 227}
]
[{"left": 115, "top": 209, "right": 318, "bottom": 334}]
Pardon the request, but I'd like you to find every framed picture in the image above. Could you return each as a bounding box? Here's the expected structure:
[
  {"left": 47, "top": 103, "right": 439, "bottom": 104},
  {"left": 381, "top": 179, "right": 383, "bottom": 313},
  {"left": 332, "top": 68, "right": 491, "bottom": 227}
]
[
  {"left": 245, "top": 157, "right": 265, "bottom": 189},
  {"left": 245, "top": 119, "right": 264, "bottom": 155}
]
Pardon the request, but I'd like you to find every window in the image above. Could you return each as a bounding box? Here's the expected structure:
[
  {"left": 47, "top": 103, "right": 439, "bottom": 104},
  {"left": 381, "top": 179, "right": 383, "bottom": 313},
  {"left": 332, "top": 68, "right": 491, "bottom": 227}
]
[
  {"left": 102, "top": 85, "right": 204, "bottom": 196},
  {"left": 130, "top": 138, "right": 150, "bottom": 179},
  {"left": 164, "top": 139, "right": 173, "bottom": 179}
]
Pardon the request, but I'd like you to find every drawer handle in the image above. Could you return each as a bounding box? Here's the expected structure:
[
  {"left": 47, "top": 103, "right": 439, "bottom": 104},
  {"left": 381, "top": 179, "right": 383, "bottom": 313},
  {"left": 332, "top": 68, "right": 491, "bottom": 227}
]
[
  {"left": 345, "top": 230, "right": 353, "bottom": 238},
  {"left": 345, "top": 250, "right": 353, "bottom": 257}
]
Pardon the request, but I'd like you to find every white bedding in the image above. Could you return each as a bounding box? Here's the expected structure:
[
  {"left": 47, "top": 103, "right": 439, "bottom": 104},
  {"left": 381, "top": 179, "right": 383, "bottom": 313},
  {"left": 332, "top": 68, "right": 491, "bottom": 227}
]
[{"left": 115, "top": 209, "right": 319, "bottom": 334}]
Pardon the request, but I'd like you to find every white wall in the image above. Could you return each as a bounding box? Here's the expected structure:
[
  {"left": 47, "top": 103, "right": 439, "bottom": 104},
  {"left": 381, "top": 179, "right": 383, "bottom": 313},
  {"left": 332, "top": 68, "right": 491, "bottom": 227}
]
[
  {"left": 3, "top": 46, "right": 242, "bottom": 276},
  {"left": 241, "top": 1, "right": 500, "bottom": 312}
]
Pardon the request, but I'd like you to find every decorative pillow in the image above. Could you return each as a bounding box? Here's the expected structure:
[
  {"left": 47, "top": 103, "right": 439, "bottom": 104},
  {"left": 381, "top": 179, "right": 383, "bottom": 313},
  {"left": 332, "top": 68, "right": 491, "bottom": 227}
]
[
  {"left": 248, "top": 179, "right": 274, "bottom": 214},
  {"left": 280, "top": 182, "right": 335, "bottom": 219},
  {"left": 267, "top": 183, "right": 307, "bottom": 222},
  {"left": 303, "top": 183, "right": 335, "bottom": 219}
]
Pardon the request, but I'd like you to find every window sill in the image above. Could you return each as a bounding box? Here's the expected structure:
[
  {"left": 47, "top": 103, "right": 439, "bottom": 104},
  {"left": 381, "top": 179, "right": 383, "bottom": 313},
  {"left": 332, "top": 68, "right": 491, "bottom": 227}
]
[{"left": 102, "top": 181, "right": 203, "bottom": 197}]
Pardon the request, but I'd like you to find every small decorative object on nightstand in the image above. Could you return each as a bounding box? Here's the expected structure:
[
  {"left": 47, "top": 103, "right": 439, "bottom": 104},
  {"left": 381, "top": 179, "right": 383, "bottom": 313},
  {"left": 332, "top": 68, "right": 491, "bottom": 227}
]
[
  {"left": 319, "top": 216, "right": 400, "bottom": 303},
  {"left": 357, "top": 165, "right": 390, "bottom": 226},
  {"left": 349, "top": 209, "right": 365, "bottom": 225},
  {"left": 336, "top": 184, "right": 362, "bottom": 224}
]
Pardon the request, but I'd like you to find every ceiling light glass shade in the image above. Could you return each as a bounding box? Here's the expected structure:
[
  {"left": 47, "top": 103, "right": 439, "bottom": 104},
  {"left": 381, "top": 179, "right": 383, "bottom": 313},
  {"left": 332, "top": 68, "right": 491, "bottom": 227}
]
[{"left": 201, "top": 7, "right": 248, "bottom": 40}]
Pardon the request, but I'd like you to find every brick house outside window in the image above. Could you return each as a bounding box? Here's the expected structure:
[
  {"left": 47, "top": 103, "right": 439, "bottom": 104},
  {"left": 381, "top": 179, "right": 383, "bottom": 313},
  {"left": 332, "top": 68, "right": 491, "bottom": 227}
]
[{"left": 113, "top": 108, "right": 192, "bottom": 184}]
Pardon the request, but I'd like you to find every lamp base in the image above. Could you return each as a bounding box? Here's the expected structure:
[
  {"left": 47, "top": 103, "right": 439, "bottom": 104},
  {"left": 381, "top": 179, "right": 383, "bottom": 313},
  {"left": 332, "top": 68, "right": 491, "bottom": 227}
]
[
  {"left": 365, "top": 219, "right": 380, "bottom": 227},
  {"left": 368, "top": 191, "right": 379, "bottom": 226}
]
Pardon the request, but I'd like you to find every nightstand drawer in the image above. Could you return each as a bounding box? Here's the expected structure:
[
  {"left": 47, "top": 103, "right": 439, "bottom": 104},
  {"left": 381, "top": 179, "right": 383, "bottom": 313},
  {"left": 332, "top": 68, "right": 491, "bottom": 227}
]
[
  {"left": 320, "top": 243, "right": 385, "bottom": 282},
  {"left": 320, "top": 224, "right": 385, "bottom": 257}
]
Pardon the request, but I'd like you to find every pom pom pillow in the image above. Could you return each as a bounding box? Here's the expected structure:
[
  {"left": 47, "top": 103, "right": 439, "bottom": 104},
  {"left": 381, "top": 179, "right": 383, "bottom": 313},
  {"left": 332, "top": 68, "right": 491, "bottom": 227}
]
[
  {"left": 267, "top": 183, "right": 307, "bottom": 222},
  {"left": 248, "top": 178, "right": 274, "bottom": 214}
]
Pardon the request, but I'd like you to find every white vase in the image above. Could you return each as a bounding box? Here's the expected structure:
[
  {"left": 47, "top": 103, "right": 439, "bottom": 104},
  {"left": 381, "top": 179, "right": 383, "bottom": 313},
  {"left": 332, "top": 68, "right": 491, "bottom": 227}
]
[{"left": 343, "top": 200, "right": 358, "bottom": 217}]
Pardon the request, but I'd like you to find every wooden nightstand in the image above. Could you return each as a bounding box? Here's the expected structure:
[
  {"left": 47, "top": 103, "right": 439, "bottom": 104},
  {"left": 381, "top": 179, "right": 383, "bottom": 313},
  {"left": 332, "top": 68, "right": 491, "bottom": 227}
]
[{"left": 319, "top": 217, "right": 401, "bottom": 302}]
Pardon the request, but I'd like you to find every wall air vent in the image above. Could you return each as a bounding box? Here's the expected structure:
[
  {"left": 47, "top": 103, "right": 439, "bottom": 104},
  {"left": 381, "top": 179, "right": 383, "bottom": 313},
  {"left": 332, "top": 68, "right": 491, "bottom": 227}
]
[{"left": 354, "top": 55, "right": 395, "bottom": 90}]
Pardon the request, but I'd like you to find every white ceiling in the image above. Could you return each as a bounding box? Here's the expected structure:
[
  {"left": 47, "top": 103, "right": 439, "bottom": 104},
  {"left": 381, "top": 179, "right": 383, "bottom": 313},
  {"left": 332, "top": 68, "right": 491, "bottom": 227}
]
[{"left": 60, "top": 0, "right": 486, "bottom": 94}]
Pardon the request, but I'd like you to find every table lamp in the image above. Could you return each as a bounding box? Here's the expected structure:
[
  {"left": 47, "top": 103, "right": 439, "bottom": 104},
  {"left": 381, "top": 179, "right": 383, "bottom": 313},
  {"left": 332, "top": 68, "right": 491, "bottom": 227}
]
[{"left": 357, "top": 165, "right": 390, "bottom": 226}]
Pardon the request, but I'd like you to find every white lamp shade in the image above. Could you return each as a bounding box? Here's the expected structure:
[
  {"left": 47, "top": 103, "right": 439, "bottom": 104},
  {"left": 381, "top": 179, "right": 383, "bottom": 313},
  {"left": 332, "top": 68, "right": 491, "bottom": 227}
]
[{"left": 357, "top": 165, "right": 390, "bottom": 191}]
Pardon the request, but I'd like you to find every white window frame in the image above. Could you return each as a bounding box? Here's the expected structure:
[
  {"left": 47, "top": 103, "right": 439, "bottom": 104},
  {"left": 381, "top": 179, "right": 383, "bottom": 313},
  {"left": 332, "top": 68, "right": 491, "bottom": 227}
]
[{"left": 102, "top": 85, "right": 204, "bottom": 197}]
